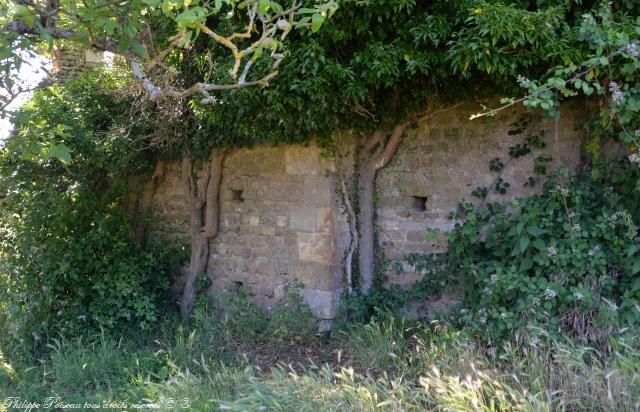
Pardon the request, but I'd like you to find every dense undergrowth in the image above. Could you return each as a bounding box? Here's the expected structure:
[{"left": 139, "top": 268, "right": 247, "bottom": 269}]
[{"left": 1, "top": 309, "right": 639, "bottom": 411}]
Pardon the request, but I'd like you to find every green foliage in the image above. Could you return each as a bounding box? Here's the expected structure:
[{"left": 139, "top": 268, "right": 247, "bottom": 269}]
[
  {"left": 2, "top": 316, "right": 639, "bottom": 411},
  {"left": 411, "top": 161, "right": 640, "bottom": 345},
  {"left": 0, "top": 70, "right": 169, "bottom": 352},
  {"left": 214, "top": 280, "right": 315, "bottom": 347}
]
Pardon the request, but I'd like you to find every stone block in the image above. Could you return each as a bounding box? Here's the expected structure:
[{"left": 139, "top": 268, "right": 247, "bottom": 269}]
[
  {"left": 291, "top": 262, "right": 340, "bottom": 291},
  {"left": 285, "top": 146, "right": 319, "bottom": 174},
  {"left": 248, "top": 216, "right": 260, "bottom": 226},
  {"left": 258, "top": 226, "right": 276, "bottom": 236},
  {"left": 297, "top": 233, "right": 333, "bottom": 264},
  {"left": 303, "top": 176, "right": 333, "bottom": 207},
  {"left": 315, "top": 207, "right": 332, "bottom": 233},
  {"left": 276, "top": 215, "right": 288, "bottom": 227},
  {"left": 303, "top": 288, "right": 341, "bottom": 319},
  {"left": 290, "top": 205, "right": 315, "bottom": 232}
]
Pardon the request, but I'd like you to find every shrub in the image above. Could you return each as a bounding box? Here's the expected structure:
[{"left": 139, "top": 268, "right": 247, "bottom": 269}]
[
  {"left": 410, "top": 161, "right": 640, "bottom": 345},
  {"left": 0, "top": 69, "right": 168, "bottom": 353}
]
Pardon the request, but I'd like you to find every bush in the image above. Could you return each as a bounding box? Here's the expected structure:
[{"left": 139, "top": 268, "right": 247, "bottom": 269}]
[
  {"left": 410, "top": 161, "right": 640, "bottom": 345},
  {"left": 0, "top": 69, "right": 168, "bottom": 353}
]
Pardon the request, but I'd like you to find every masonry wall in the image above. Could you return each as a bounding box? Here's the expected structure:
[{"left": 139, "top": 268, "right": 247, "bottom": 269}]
[
  {"left": 376, "top": 102, "right": 586, "bottom": 288},
  {"left": 149, "top": 101, "right": 587, "bottom": 321},
  {"left": 152, "top": 145, "right": 345, "bottom": 322}
]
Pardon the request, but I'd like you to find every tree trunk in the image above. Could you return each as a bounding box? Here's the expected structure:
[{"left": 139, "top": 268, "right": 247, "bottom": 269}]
[
  {"left": 355, "top": 124, "right": 410, "bottom": 295},
  {"left": 356, "top": 165, "right": 376, "bottom": 294},
  {"left": 133, "top": 160, "right": 167, "bottom": 247},
  {"left": 180, "top": 150, "right": 224, "bottom": 318}
]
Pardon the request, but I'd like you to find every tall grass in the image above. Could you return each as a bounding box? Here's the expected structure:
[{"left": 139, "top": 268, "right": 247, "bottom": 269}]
[{"left": 1, "top": 312, "right": 639, "bottom": 411}]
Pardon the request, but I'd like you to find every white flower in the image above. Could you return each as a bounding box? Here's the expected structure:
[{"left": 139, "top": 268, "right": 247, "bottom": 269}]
[
  {"left": 500, "top": 312, "right": 507, "bottom": 319},
  {"left": 480, "top": 316, "right": 487, "bottom": 325},
  {"left": 78, "top": 315, "right": 86, "bottom": 321},
  {"left": 547, "top": 246, "right": 557, "bottom": 257},
  {"left": 588, "top": 245, "right": 601, "bottom": 256},
  {"left": 530, "top": 336, "right": 540, "bottom": 346},
  {"left": 517, "top": 75, "right": 531, "bottom": 88},
  {"left": 571, "top": 224, "right": 581, "bottom": 233},
  {"left": 573, "top": 291, "right": 584, "bottom": 301},
  {"left": 544, "top": 288, "right": 557, "bottom": 299},
  {"left": 483, "top": 287, "right": 492, "bottom": 295},
  {"left": 486, "top": 347, "right": 497, "bottom": 358},
  {"left": 532, "top": 297, "right": 541, "bottom": 306},
  {"left": 32, "top": 332, "right": 41, "bottom": 341},
  {"left": 629, "top": 152, "right": 640, "bottom": 164},
  {"left": 490, "top": 274, "right": 499, "bottom": 284}
]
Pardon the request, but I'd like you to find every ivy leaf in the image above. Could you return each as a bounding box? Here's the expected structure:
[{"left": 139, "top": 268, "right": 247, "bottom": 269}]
[
  {"left": 632, "top": 260, "right": 640, "bottom": 275},
  {"left": 628, "top": 244, "right": 638, "bottom": 257},
  {"left": 519, "top": 237, "right": 530, "bottom": 254}
]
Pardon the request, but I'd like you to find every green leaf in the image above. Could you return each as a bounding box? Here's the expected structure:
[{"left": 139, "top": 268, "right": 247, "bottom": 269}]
[
  {"left": 258, "top": 0, "right": 271, "bottom": 13},
  {"left": 50, "top": 144, "right": 72, "bottom": 164},
  {"left": 532, "top": 239, "right": 546, "bottom": 251},
  {"left": 628, "top": 245, "right": 638, "bottom": 257},
  {"left": 519, "top": 237, "right": 530, "bottom": 254},
  {"left": 519, "top": 258, "right": 533, "bottom": 273},
  {"left": 311, "top": 13, "right": 325, "bottom": 33},
  {"left": 632, "top": 260, "right": 640, "bottom": 275}
]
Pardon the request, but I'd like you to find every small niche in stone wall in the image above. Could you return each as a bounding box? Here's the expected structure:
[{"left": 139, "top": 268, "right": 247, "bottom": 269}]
[
  {"left": 233, "top": 281, "right": 244, "bottom": 291},
  {"left": 231, "top": 189, "right": 244, "bottom": 203},
  {"left": 412, "top": 196, "right": 428, "bottom": 212}
]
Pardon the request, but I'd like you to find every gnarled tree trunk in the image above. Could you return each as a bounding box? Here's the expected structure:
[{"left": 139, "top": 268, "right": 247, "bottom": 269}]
[
  {"left": 356, "top": 124, "right": 410, "bottom": 294},
  {"left": 180, "top": 149, "right": 224, "bottom": 318},
  {"left": 344, "top": 103, "right": 462, "bottom": 295}
]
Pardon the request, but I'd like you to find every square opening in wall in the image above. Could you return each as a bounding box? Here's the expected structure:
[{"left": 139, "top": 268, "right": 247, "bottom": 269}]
[
  {"left": 231, "top": 189, "right": 244, "bottom": 203},
  {"left": 412, "top": 196, "right": 428, "bottom": 212},
  {"left": 233, "top": 281, "right": 244, "bottom": 291}
]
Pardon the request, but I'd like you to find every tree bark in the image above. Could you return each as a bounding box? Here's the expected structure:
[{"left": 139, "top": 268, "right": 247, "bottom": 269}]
[
  {"left": 355, "top": 124, "right": 410, "bottom": 295},
  {"left": 180, "top": 150, "right": 224, "bottom": 318},
  {"left": 133, "top": 160, "right": 167, "bottom": 247}
]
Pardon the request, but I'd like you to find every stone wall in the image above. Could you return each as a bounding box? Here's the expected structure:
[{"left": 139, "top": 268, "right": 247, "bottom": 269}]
[
  {"left": 51, "top": 47, "right": 104, "bottom": 80},
  {"left": 376, "top": 103, "right": 586, "bottom": 288},
  {"left": 152, "top": 145, "right": 345, "bottom": 322},
  {"left": 149, "top": 101, "right": 587, "bottom": 322}
]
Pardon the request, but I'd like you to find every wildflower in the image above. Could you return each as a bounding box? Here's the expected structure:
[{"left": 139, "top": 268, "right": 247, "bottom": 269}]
[
  {"left": 480, "top": 316, "right": 487, "bottom": 325},
  {"left": 573, "top": 291, "right": 584, "bottom": 300},
  {"left": 627, "top": 43, "right": 639, "bottom": 58},
  {"left": 516, "top": 75, "right": 530, "bottom": 88},
  {"left": 490, "top": 274, "right": 499, "bottom": 284},
  {"left": 571, "top": 224, "right": 581, "bottom": 233},
  {"left": 588, "top": 244, "right": 601, "bottom": 256},
  {"left": 486, "top": 347, "right": 497, "bottom": 358},
  {"left": 629, "top": 151, "right": 640, "bottom": 164},
  {"left": 544, "top": 288, "right": 557, "bottom": 299},
  {"left": 609, "top": 213, "right": 619, "bottom": 222},
  {"left": 57, "top": 310, "right": 63, "bottom": 316},
  {"left": 532, "top": 297, "right": 541, "bottom": 306},
  {"left": 608, "top": 81, "right": 625, "bottom": 106},
  {"left": 500, "top": 312, "right": 507, "bottom": 319},
  {"left": 463, "top": 341, "right": 476, "bottom": 351},
  {"left": 460, "top": 308, "right": 467, "bottom": 315},
  {"left": 530, "top": 336, "right": 540, "bottom": 346},
  {"left": 568, "top": 211, "right": 577, "bottom": 219},
  {"left": 546, "top": 246, "right": 557, "bottom": 257},
  {"left": 32, "top": 332, "right": 41, "bottom": 341},
  {"left": 78, "top": 314, "right": 86, "bottom": 321},
  {"left": 483, "top": 287, "right": 492, "bottom": 295},
  {"left": 559, "top": 187, "right": 570, "bottom": 196}
]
